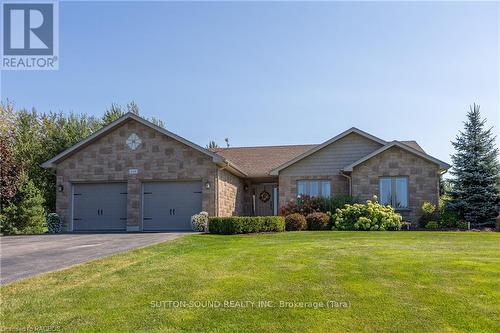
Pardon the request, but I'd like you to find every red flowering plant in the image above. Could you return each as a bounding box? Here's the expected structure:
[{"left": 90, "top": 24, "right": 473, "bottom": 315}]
[{"left": 280, "top": 195, "right": 323, "bottom": 216}]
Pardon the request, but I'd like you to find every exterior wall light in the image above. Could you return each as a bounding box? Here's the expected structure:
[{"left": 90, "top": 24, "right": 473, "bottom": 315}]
[
  {"left": 57, "top": 184, "right": 64, "bottom": 192},
  {"left": 205, "top": 181, "right": 211, "bottom": 189}
]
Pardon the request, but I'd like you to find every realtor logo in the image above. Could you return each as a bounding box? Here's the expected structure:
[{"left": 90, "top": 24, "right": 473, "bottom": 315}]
[{"left": 1, "top": 0, "right": 59, "bottom": 70}]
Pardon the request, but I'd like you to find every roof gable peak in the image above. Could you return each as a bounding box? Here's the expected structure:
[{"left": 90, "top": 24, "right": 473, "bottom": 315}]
[
  {"left": 342, "top": 141, "right": 450, "bottom": 171},
  {"left": 41, "top": 112, "right": 242, "bottom": 173},
  {"left": 269, "top": 127, "right": 386, "bottom": 175}
]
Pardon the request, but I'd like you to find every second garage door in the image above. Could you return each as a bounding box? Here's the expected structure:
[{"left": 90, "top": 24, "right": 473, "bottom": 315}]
[{"left": 142, "top": 181, "right": 202, "bottom": 231}]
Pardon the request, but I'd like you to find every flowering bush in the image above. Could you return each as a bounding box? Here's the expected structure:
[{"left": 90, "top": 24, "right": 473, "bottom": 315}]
[
  {"left": 281, "top": 195, "right": 354, "bottom": 216},
  {"left": 332, "top": 200, "right": 402, "bottom": 231},
  {"left": 281, "top": 195, "right": 322, "bottom": 216},
  {"left": 46, "top": 213, "right": 62, "bottom": 234},
  {"left": 191, "top": 211, "right": 209, "bottom": 232}
]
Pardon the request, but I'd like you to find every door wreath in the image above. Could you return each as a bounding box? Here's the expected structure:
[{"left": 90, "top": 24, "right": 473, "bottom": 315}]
[{"left": 259, "top": 190, "right": 271, "bottom": 203}]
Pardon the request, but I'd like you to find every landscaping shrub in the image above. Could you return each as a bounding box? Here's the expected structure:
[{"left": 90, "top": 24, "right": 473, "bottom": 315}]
[
  {"left": 285, "top": 213, "right": 307, "bottom": 231},
  {"left": 208, "top": 216, "right": 285, "bottom": 234},
  {"left": 0, "top": 214, "right": 15, "bottom": 235},
  {"left": 318, "top": 195, "right": 355, "bottom": 214},
  {"left": 191, "top": 211, "right": 209, "bottom": 232},
  {"left": 425, "top": 221, "right": 439, "bottom": 229},
  {"left": 457, "top": 220, "right": 469, "bottom": 230},
  {"left": 437, "top": 198, "right": 460, "bottom": 228},
  {"left": 418, "top": 201, "right": 438, "bottom": 228},
  {"left": 439, "top": 207, "right": 460, "bottom": 228},
  {"left": 332, "top": 200, "right": 402, "bottom": 231},
  {"left": 306, "top": 212, "right": 331, "bottom": 230},
  {"left": 281, "top": 195, "right": 355, "bottom": 216},
  {"left": 46, "top": 213, "right": 62, "bottom": 234},
  {"left": 0, "top": 178, "right": 46, "bottom": 235}
]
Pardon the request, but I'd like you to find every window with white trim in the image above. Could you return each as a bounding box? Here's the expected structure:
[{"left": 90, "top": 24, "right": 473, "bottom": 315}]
[
  {"left": 379, "top": 177, "right": 408, "bottom": 208},
  {"left": 297, "top": 180, "right": 331, "bottom": 198}
]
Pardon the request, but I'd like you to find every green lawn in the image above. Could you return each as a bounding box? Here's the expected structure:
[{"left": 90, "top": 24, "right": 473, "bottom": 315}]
[{"left": 1, "top": 232, "right": 499, "bottom": 333}]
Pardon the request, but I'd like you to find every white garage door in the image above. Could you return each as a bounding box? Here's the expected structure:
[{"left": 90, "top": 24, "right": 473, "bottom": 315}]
[
  {"left": 142, "top": 181, "right": 202, "bottom": 231},
  {"left": 72, "top": 183, "right": 127, "bottom": 231}
]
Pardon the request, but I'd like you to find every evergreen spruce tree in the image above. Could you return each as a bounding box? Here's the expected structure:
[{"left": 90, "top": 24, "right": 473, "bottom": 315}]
[
  {"left": 450, "top": 104, "right": 500, "bottom": 226},
  {"left": 1, "top": 177, "right": 46, "bottom": 234}
]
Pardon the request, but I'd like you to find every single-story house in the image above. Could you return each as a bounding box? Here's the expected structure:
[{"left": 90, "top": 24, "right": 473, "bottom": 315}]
[{"left": 42, "top": 112, "right": 450, "bottom": 232}]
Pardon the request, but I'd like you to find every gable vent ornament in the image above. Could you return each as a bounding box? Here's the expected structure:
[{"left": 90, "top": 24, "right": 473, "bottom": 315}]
[
  {"left": 126, "top": 133, "right": 142, "bottom": 150},
  {"left": 259, "top": 190, "right": 271, "bottom": 203}
]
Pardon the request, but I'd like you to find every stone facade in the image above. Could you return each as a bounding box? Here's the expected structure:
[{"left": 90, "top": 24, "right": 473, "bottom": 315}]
[
  {"left": 55, "top": 119, "right": 217, "bottom": 231},
  {"left": 351, "top": 146, "right": 440, "bottom": 223},
  {"left": 217, "top": 169, "right": 244, "bottom": 216},
  {"left": 51, "top": 117, "right": 444, "bottom": 228},
  {"left": 278, "top": 175, "right": 349, "bottom": 208}
]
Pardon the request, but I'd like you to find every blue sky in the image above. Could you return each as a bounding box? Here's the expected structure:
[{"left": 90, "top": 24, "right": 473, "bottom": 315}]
[{"left": 1, "top": 1, "right": 499, "bottom": 165}]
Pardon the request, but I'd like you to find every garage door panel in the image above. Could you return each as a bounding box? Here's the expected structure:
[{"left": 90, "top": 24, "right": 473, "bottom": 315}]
[
  {"left": 143, "top": 181, "right": 202, "bottom": 231},
  {"left": 73, "top": 183, "right": 127, "bottom": 231},
  {"left": 73, "top": 186, "right": 101, "bottom": 230}
]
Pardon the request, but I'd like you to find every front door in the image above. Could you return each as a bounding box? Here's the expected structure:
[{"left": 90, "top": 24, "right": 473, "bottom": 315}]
[{"left": 254, "top": 183, "right": 276, "bottom": 216}]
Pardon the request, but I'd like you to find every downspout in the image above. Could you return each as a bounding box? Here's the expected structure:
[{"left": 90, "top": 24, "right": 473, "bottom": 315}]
[
  {"left": 340, "top": 171, "right": 352, "bottom": 196},
  {"left": 438, "top": 169, "right": 448, "bottom": 200}
]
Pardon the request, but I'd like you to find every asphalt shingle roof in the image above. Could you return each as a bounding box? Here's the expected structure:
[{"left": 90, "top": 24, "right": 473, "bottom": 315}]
[
  {"left": 212, "top": 144, "right": 316, "bottom": 178},
  {"left": 212, "top": 140, "right": 425, "bottom": 178}
]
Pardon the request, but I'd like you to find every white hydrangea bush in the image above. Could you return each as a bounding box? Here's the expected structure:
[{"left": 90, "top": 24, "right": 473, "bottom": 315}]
[{"left": 191, "top": 211, "right": 209, "bottom": 232}]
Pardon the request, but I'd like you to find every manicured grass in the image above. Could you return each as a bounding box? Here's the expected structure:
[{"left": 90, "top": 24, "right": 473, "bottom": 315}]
[{"left": 1, "top": 232, "right": 499, "bottom": 333}]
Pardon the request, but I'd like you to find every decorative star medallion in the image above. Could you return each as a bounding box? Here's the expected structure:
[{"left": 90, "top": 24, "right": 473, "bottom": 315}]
[{"left": 126, "top": 133, "right": 142, "bottom": 150}]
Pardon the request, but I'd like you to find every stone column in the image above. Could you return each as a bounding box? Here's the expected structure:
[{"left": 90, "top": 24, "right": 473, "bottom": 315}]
[{"left": 126, "top": 177, "right": 141, "bottom": 231}]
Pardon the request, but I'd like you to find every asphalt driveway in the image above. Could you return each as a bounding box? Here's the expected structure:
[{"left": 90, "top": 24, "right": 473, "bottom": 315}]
[{"left": 0, "top": 232, "right": 189, "bottom": 284}]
